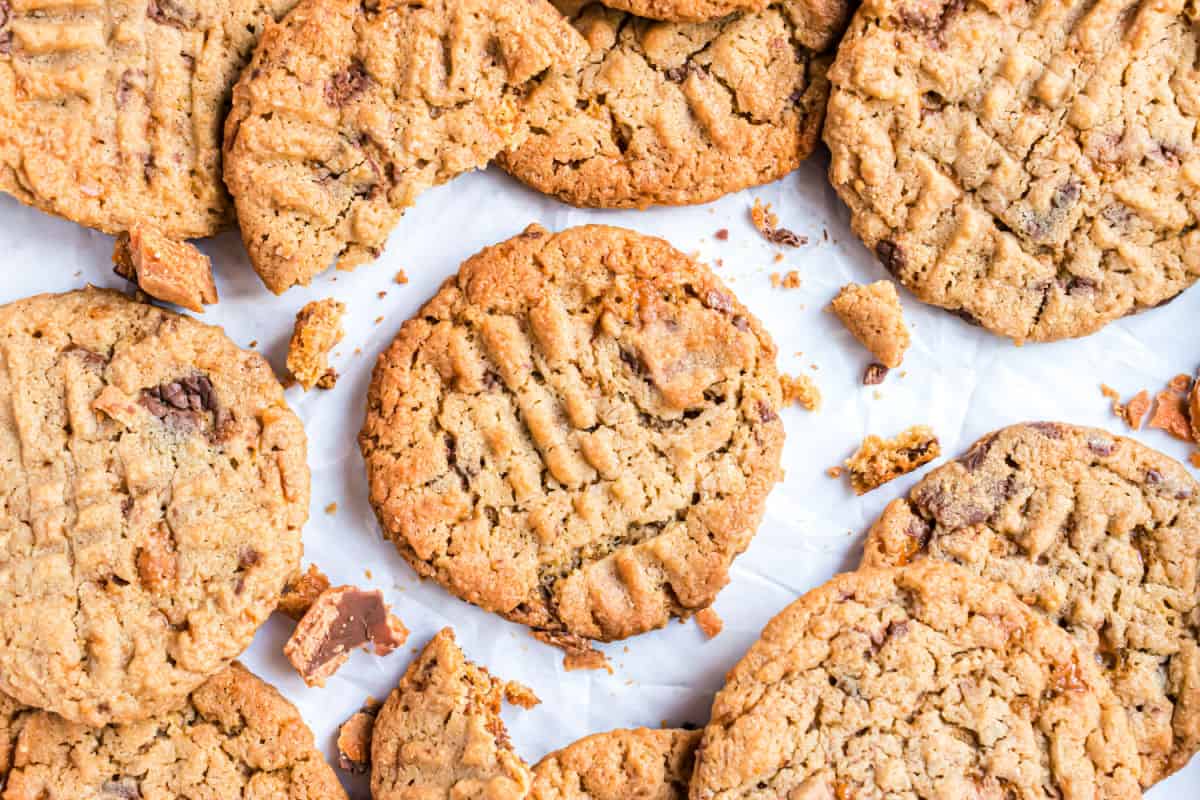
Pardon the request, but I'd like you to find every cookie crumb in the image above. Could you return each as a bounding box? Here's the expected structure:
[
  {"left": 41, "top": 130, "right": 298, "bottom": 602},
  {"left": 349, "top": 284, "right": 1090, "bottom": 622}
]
[
  {"left": 112, "top": 226, "right": 218, "bottom": 313},
  {"left": 1100, "top": 384, "right": 1123, "bottom": 416},
  {"left": 377, "top": 291, "right": 387, "bottom": 299},
  {"left": 394, "top": 270, "right": 409, "bottom": 284},
  {"left": 1191, "top": 452, "right": 1200, "bottom": 469},
  {"left": 844, "top": 425, "right": 940, "bottom": 495},
  {"left": 1148, "top": 390, "right": 1194, "bottom": 442},
  {"left": 503, "top": 682, "right": 541, "bottom": 709},
  {"left": 1190, "top": 376, "right": 1199, "bottom": 444},
  {"left": 287, "top": 299, "right": 345, "bottom": 391},
  {"left": 1125, "top": 390, "right": 1152, "bottom": 430},
  {"left": 695, "top": 608, "right": 723, "bottom": 639},
  {"left": 769, "top": 270, "right": 802, "bottom": 289},
  {"left": 830, "top": 281, "right": 910, "bottom": 369},
  {"left": 284, "top": 586, "right": 409, "bottom": 687},
  {"left": 1168, "top": 373, "right": 1192, "bottom": 393},
  {"left": 714, "top": 228, "right": 729, "bottom": 241},
  {"left": 324, "top": 502, "right": 338, "bottom": 515},
  {"left": 826, "top": 466, "right": 844, "bottom": 479},
  {"left": 278, "top": 564, "right": 332, "bottom": 620},
  {"left": 781, "top": 373, "right": 821, "bottom": 411},
  {"left": 533, "top": 630, "right": 611, "bottom": 673},
  {"left": 336, "top": 708, "right": 376, "bottom": 773},
  {"left": 863, "top": 363, "right": 889, "bottom": 385},
  {"left": 750, "top": 199, "right": 806, "bottom": 247}
]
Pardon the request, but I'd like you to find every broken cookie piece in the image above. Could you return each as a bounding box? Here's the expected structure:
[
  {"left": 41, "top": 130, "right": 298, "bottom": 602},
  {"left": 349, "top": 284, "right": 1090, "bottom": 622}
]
[
  {"left": 844, "top": 425, "right": 941, "bottom": 495},
  {"left": 751, "top": 199, "right": 806, "bottom": 247},
  {"left": 112, "top": 226, "right": 218, "bottom": 313},
  {"left": 533, "top": 630, "right": 611, "bottom": 673},
  {"left": 781, "top": 373, "right": 821, "bottom": 412},
  {"left": 695, "top": 608, "right": 723, "bottom": 639},
  {"left": 284, "top": 586, "right": 408, "bottom": 687},
  {"left": 1149, "top": 389, "right": 1195, "bottom": 443},
  {"left": 337, "top": 704, "right": 379, "bottom": 774},
  {"left": 287, "top": 298, "right": 345, "bottom": 391},
  {"left": 830, "top": 281, "right": 910, "bottom": 370},
  {"left": 278, "top": 564, "right": 332, "bottom": 620}
]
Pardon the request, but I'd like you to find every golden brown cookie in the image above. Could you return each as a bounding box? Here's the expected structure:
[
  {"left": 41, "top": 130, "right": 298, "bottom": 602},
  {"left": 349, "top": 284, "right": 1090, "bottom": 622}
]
[
  {"left": 497, "top": 0, "right": 849, "bottom": 209},
  {"left": 359, "top": 225, "right": 784, "bottom": 643},
  {"left": 824, "top": 0, "right": 1200, "bottom": 342},
  {"left": 223, "top": 0, "right": 587, "bottom": 293},
  {"left": 597, "top": 0, "right": 765, "bottom": 22},
  {"left": 690, "top": 561, "right": 1143, "bottom": 799},
  {"left": 0, "top": 288, "right": 307, "bottom": 725},
  {"left": 861, "top": 422, "right": 1200, "bottom": 785},
  {"left": 2, "top": 664, "right": 346, "bottom": 799},
  {"left": 0, "top": 0, "right": 299, "bottom": 238},
  {"left": 530, "top": 728, "right": 700, "bottom": 800}
]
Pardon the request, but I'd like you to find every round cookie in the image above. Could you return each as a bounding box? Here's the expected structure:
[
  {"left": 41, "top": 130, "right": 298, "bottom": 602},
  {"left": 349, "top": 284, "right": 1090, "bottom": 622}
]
[
  {"left": 823, "top": 0, "right": 1200, "bottom": 343},
  {"left": 223, "top": 0, "right": 586, "bottom": 294},
  {"left": 2, "top": 664, "right": 347, "bottom": 799},
  {"left": 360, "top": 225, "right": 784, "bottom": 643},
  {"left": 496, "top": 0, "right": 849, "bottom": 209},
  {"left": 0, "top": 288, "right": 308, "bottom": 725},
  {"left": 690, "top": 561, "right": 1143, "bottom": 800},
  {"left": 0, "top": 0, "right": 299, "bottom": 239},
  {"left": 861, "top": 422, "right": 1200, "bottom": 785},
  {"left": 596, "top": 0, "right": 766, "bottom": 23},
  {"left": 530, "top": 728, "right": 700, "bottom": 800}
]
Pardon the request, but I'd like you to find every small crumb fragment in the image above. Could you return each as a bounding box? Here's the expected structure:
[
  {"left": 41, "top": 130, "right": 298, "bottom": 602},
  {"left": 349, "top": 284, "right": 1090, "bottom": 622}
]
[
  {"left": 1148, "top": 390, "right": 1194, "bottom": 442},
  {"left": 1125, "top": 390, "right": 1152, "bottom": 430},
  {"left": 714, "top": 228, "right": 729, "bottom": 241},
  {"left": 375, "top": 316, "right": 383, "bottom": 324},
  {"left": 284, "top": 586, "right": 409, "bottom": 687},
  {"left": 278, "top": 564, "right": 332, "bottom": 620},
  {"left": 394, "top": 270, "right": 409, "bottom": 284},
  {"left": 863, "top": 363, "right": 889, "bottom": 386},
  {"left": 113, "top": 226, "right": 218, "bottom": 313},
  {"left": 750, "top": 199, "right": 806, "bottom": 247},
  {"left": 1190, "top": 376, "right": 1200, "bottom": 444},
  {"left": 287, "top": 299, "right": 345, "bottom": 391},
  {"left": 533, "top": 630, "right": 612, "bottom": 673},
  {"left": 826, "top": 466, "right": 844, "bottom": 479},
  {"left": 377, "top": 291, "right": 387, "bottom": 299},
  {"left": 695, "top": 608, "right": 723, "bottom": 639},
  {"left": 830, "top": 281, "right": 910, "bottom": 369},
  {"left": 324, "top": 502, "right": 338, "bottom": 515},
  {"left": 248, "top": 340, "right": 258, "bottom": 348},
  {"left": 503, "top": 682, "right": 541, "bottom": 709},
  {"left": 336, "top": 708, "right": 376, "bottom": 773},
  {"left": 769, "top": 270, "right": 802, "bottom": 289},
  {"left": 781, "top": 373, "right": 821, "bottom": 411},
  {"left": 1100, "top": 384, "right": 1122, "bottom": 416},
  {"left": 1191, "top": 452, "right": 1200, "bottom": 469},
  {"left": 844, "top": 425, "right": 941, "bottom": 495},
  {"left": 1168, "top": 373, "right": 1192, "bottom": 393}
]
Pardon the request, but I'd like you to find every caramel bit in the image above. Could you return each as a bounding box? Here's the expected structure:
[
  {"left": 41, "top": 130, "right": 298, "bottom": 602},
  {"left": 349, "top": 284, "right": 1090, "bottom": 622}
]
[
  {"left": 287, "top": 298, "right": 345, "bottom": 391},
  {"left": 533, "top": 630, "right": 612, "bottom": 673},
  {"left": 714, "top": 228, "right": 729, "bottom": 241},
  {"left": 394, "top": 269, "right": 409, "bottom": 284},
  {"left": 284, "top": 586, "right": 409, "bottom": 687},
  {"left": 695, "top": 608, "right": 723, "bottom": 639},
  {"left": 503, "top": 681, "right": 541, "bottom": 709},
  {"left": 782, "top": 373, "right": 821, "bottom": 412},
  {"left": 277, "top": 564, "right": 332, "bottom": 621},
  {"left": 844, "top": 426, "right": 941, "bottom": 495},
  {"left": 834, "top": 780, "right": 853, "bottom": 800},
  {"left": 1148, "top": 390, "right": 1194, "bottom": 442},
  {"left": 769, "top": 270, "right": 802, "bottom": 289},
  {"left": 112, "top": 226, "right": 218, "bottom": 313},
  {"left": 337, "top": 708, "right": 376, "bottom": 773},
  {"left": 136, "top": 524, "right": 177, "bottom": 591},
  {"left": 750, "top": 199, "right": 807, "bottom": 247}
]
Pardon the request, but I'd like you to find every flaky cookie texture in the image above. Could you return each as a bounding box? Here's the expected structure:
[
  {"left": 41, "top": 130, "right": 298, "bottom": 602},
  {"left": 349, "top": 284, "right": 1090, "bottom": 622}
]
[
  {"left": 0, "top": 694, "right": 28, "bottom": 791},
  {"left": 0, "top": 288, "right": 308, "bottom": 726},
  {"left": 2, "top": 664, "right": 346, "bottom": 800},
  {"left": 371, "top": 629, "right": 534, "bottom": 800},
  {"left": 530, "top": 727, "right": 700, "bottom": 800},
  {"left": 597, "top": 0, "right": 766, "bottom": 23},
  {"left": 0, "top": 0, "right": 298, "bottom": 238},
  {"left": 824, "top": 0, "right": 1200, "bottom": 343},
  {"left": 360, "top": 225, "right": 784, "bottom": 643},
  {"left": 223, "top": 0, "right": 587, "bottom": 294},
  {"left": 497, "top": 0, "right": 849, "bottom": 209},
  {"left": 862, "top": 422, "right": 1200, "bottom": 786},
  {"left": 690, "top": 561, "right": 1143, "bottom": 800}
]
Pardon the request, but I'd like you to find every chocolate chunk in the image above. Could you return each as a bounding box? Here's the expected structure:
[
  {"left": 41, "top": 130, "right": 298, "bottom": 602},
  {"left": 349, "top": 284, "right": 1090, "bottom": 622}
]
[
  {"left": 0, "top": 30, "right": 11, "bottom": 55},
  {"left": 239, "top": 547, "right": 261, "bottom": 569},
  {"left": 765, "top": 227, "right": 807, "bottom": 247},
  {"left": 101, "top": 779, "right": 141, "bottom": 799},
  {"left": 0, "top": 1, "right": 9, "bottom": 27},
  {"left": 139, "top": 374, "right": 221, "bottom": 433},
  {"left": 284, "top": 586, "right": 409, "bottom": 687},
  {"left": 1087, "top": 437, "right": 1115, "bottom": 456},
  {"left": 1027, "top": 422, "right": 1063, "bottom": 439},
  {"left": 957, "top": 435, "right": 996, "bottom": 472},
  {"left": 665, "top": 63, "right": 699, "bottom": 83},
  {"left": 756, "top": 400, "right": 779, "bottom": 423},
  {"left": 875, "top": 240, "right": 905, "bottom": 275},
  {"left": 116, "top": 70, "right": 145, "bottom": 109},
  {"left": 863, "top": 363, "right": 889, "bottom": 385},
  {"left": 326, "top": 62, "right": 370, "bottom": 106},
  {"left": 704, "top": 290, "right": 734, "bottom": 314},
  {"left": 63, "top": 344, "right": 108, "bottom": 369},
  {"left": 147, "top": 0, "right": 197, "bottom": 28},
  {"left": 953, "top": 308, "right": 982, "bottom": 327}
]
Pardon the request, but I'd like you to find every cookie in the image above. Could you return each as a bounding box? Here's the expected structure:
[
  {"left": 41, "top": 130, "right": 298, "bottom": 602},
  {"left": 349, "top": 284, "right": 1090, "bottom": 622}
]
[
  {"left": 371, "top": 628, "right": 534, "bottom": 800},
  {"left": 112, "top": 226, "right": 219, "bottom": 313},
  {"left": 287, "top": 298, "right": 345, "bottom": 390},
  {"left": 824, "top": 0, "right": 1200, "bottom": 343},
  {"left": 223, "top": 0, "right": 587, "bottom": 294},
  {"left": 0, "top": 0, "right": 299, "bottom": 238},
  {"left": 596, "top": 0, "right": 765, "bottom": 23},
  {"left": 2, "top": 664, "right": 347, "bottom": 799},
  {"left": 0, "top": 288, "right": 308, "bottom": 725},
  {"left": 496, "top": 0, "right": 849, "bottom": 209},
  {"left": 530, "top": 728, "right": 700, "bottom": 800},
  {"left": 360, "top": 225, "right": 784, "bottom": 642},
  {"left": 689, "top": 561, "right": 1143, "bottom": 800},
  {"left": 830, "top": 280, "right": 909, "bottom": 369},
  {"left": 844, "top": 424, "right": 940, "bottom": 495},
  {"left": 861, "top": 422, "right": 1200, "bottom": 784}
]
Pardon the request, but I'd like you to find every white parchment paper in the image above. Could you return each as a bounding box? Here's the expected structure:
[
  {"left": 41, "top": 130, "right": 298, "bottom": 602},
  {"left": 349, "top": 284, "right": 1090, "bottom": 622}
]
[{"left": 1, "top": 154, "right": 1197, "bottom": 798}]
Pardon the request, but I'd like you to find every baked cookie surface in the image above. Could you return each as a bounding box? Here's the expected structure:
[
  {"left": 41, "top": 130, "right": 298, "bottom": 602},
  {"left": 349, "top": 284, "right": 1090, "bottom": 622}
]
[
  {"left": 223, "top": 0, "right": 586, "bottom": 293},
  {"left": 824, "top": 0, "right": 1200, "bottom": 343},
  {"left": 497, "top": 0, "right": 849, "bottom": 209},
  {"left": 1, "top": 664, "right": 346, "bottom": 800},
  {"left": 689, "top": 561, "right": 1143, "bottom": 800},
  {"left": 530, "top": 727, "right": 700, "bottom": 800},
  {"left": 862, "top": 422, "right": 1200, "bottom": 785},
  {"left": 596, "top": 0, "right": 765, "bottom": 22},
  {"left": 0, "top": 0, "right": 298, "bottom": 238},
  {"left": 0, "top": 288, "right": 308, "bottom": 725},
  {"left": 360, "top": 225, "right": 783, "bottom": 643}
]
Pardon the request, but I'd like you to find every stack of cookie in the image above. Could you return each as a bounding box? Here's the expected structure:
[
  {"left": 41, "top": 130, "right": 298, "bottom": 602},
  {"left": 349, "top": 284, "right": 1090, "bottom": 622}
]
[{"left": 0, "top": 289, "right": 347, "bottom": 798}]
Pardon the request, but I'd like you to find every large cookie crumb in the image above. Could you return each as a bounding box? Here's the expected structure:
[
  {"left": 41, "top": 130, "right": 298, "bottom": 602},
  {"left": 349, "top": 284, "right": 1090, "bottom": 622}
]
[
  {"left": 830, "top": 281, "right": 909, "bottom": 369},
  {"left": 287, "top": 298, "right": 345, "bottom": 390},
  {"left": 112, "top": 227, "right": 218, "bottom": 313},
  {"left": 534, "top": 630, "right": 612, "bottom": 673},
  {"left": 844, "top": 425, "right": 940, "bottom": 495},
  {"left": 695, "top": 608, "right": 723, "bottom": 638},
  {"left": 278, "top": 564, "right": 332, "bottom": 620},
  {"left": 284, "top": 586, "right": 408, "bottom": 687},
  {"left": 337, "top": 707, "right": 377, "bottom": 774},
  {"left": 782, "top": 373, "right": 821, "bottom": 411},
  {"left": 751, "top": 199, "right": 806, "bottom": 247}
]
